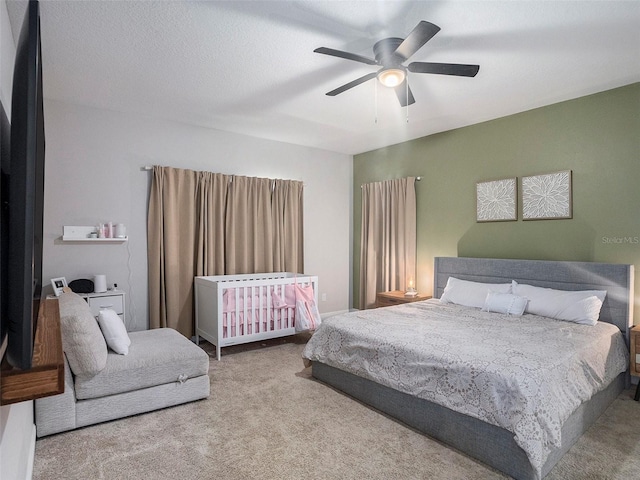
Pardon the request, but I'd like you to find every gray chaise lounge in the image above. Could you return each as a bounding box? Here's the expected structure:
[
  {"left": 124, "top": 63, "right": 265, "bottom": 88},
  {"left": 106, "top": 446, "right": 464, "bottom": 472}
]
[{"left": 35, "top": 292, "right": 210, "bottom": 437}]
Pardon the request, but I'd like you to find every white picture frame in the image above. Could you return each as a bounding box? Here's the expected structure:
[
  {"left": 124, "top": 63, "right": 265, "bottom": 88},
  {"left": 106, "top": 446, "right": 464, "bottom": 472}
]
[
  {"left": 476, "top": 177, "right": 517, "bottom": 222},
  {"left": 51, "top": 277, "right": 68, "bottom": 297},
  {"left": 522, "top": 170, "right": 572, "bottom": 220}
]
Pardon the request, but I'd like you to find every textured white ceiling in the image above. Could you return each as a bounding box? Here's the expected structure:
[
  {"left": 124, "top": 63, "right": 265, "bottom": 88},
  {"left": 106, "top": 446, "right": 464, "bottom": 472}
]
[{"left": 7, "top": 0, "right": 640, "bottom": 155}]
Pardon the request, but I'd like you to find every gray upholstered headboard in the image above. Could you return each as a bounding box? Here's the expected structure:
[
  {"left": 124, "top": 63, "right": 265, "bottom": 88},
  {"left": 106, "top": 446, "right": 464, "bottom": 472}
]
[{"left": 433, "top": 257, "right": 634, "bottom": 339}]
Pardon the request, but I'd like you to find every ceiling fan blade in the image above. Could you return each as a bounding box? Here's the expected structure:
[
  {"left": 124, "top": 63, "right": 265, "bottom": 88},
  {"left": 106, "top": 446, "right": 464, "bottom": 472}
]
[
  {"left": 314, "top": 47, "right": 377, "bottom": 65},
  {"left": 326, "top": 72, "right": 377, "bottom": 96},
  {"left": 394, "top": 81, "right": 415, "bottom": 107},
  {"left": 408, "top": 62, "right": 480, "bottom": 77},
  {"left": 394, "top": 21, "right": 441, "bottom": 61}
]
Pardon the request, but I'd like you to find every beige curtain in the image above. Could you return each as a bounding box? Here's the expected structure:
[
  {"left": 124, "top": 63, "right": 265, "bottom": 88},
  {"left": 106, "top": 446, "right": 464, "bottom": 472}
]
[
  {"left": 225, "top": 176, "right": 274, "bottom": 274},
  {"left": 148, "top": 167, "right": 200, "bottom": 336},
  {"left": 272, "top": 179, "right": 304, "bottom": 273},
  {"left": 195, "top": 171, "right": 230, "bottom": 276},
  {"left": 148, "top": 167, "right": 303, "bottom": 337},
  {"left": 359, "top": 177, "right": 416, "bottom": 309}
]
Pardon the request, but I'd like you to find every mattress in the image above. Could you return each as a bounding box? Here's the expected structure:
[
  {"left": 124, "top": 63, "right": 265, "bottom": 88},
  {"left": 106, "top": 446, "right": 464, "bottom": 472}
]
[{"left": 302, "top": 299, "right": 628, "bottom": 477}]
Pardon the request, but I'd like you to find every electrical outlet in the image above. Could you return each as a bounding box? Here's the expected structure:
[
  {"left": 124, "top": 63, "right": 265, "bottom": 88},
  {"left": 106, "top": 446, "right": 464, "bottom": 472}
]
[{"left": 321, "top": 293, "right": 327, "bottom": 302}]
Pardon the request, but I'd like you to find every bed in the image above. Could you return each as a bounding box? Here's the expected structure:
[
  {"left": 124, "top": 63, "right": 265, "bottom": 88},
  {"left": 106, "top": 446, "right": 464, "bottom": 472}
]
[
  {"left": 195, "top": 272, "right": 318, "bottom": 360},
  {"left": 303, "top": 257, "right": 633, "bottom": 480}
]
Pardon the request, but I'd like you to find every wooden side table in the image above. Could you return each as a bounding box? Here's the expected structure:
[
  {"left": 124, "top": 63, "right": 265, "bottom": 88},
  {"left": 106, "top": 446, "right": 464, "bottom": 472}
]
[
  {"left": 630, "top": 326, "right": 640, "bottom": 401},
  {"left": 375, "top": 290, "right": 431, "bottom": 308}
]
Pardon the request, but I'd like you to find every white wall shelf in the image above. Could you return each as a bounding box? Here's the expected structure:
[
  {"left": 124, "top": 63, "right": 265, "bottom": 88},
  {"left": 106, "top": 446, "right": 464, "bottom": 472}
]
[{"left": 62, "top": 226, "right": 128, "bottom": 243}]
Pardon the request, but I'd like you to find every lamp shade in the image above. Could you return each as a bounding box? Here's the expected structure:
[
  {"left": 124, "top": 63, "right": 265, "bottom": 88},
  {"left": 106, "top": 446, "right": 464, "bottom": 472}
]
[{"left": 377, "top": 68, "right": 406, "bottom": 87}]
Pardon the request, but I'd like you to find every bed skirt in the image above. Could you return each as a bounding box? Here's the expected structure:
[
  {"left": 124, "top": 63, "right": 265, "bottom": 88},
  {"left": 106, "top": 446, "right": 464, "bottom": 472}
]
[{"left": 311, "top": 361, "right": 625, "bottom": 480}]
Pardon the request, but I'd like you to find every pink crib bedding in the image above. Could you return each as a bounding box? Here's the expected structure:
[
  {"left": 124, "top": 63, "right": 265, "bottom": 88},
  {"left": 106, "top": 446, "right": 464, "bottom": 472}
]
[{"left": 222, "top": 284, "right": 311, "bottom": 337}]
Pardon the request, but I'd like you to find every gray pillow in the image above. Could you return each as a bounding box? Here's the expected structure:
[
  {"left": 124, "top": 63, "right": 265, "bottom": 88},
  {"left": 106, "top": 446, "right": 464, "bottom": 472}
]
[{"left": 58, "top": 292, "right": 108, "bottom": 377}]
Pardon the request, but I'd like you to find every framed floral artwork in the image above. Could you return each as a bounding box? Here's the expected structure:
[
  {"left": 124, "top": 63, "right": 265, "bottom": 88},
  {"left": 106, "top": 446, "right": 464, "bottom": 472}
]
[
  {"left": 522, "top": 170, "right": 572, "bottom": 220},
  {"left": 476, "top": 177, "right": 517, "bottom": 222}
]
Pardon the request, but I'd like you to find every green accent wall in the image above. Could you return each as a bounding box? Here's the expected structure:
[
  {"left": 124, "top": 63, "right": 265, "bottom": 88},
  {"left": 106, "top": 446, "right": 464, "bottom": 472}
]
[{"left": 353, "top": 82, "right": 640, "bottom": 324}]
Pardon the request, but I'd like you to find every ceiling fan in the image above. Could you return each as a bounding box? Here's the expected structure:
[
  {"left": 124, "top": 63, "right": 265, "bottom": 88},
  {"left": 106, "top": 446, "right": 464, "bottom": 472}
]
[{"left": 314, "top": 21, "right": 480, "bottom": 107}]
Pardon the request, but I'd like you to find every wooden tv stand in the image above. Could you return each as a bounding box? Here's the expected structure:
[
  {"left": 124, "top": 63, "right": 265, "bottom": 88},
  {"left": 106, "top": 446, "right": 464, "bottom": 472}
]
[{"left": 0, "top": 298, "right": 65, "bottom": 405}]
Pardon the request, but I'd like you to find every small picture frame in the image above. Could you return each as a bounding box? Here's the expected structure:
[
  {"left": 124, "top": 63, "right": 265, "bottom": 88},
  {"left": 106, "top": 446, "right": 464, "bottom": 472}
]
[{"left": 51, "top": 277, "right": 68, "bottom": 297}]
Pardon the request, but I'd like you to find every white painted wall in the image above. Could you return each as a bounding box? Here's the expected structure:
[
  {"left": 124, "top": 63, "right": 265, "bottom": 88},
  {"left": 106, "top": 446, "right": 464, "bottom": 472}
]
[
  {"left": 3, "top": 0, "right": 350, "bottom": 473},
  {"left": 42, "top": 100, "right": 353, "bottom": 332},
  {"left": 1, "top": 1, "right": 35, "bottom": 478}
]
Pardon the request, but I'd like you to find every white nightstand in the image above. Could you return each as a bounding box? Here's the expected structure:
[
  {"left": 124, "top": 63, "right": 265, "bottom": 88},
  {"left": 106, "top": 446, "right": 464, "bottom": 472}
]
[{"left": 80, "top": 290, "right": 126, "bottom": 323}]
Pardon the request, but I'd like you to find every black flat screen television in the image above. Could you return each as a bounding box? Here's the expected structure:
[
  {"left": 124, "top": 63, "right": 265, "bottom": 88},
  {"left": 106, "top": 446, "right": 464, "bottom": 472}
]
[{"left": 0, "top": 0, "right": 46, "bottom": 370}]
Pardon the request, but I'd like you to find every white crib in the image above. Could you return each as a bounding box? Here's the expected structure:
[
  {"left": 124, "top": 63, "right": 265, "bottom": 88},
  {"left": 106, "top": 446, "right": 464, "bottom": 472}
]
[{"left": 194, "top": 273, "right": 319, "bottom": 360}]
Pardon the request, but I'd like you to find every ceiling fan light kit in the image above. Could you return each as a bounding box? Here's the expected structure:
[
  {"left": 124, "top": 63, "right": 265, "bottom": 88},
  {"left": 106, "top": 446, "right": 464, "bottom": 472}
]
[
  {"left": 377, "top": 67, "right": 406, "bottom": 88},
  {"left": 315, "top": 20, "right": 480, "bottom": 107}
]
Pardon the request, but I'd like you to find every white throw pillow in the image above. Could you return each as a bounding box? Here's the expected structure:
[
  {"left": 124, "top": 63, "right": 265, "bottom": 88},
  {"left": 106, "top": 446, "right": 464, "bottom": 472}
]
[
  {"left": 97, "top": 309, "right": 131, "bottom": 355},
  {"left": 483, "top": 292, "right": 528, "bottom": 316},
  {"left": 439, "top": 277, "right": 512, "bottom": 308},
  {"left": 511, "top": 281, "right": 606, "bottom": 326}
]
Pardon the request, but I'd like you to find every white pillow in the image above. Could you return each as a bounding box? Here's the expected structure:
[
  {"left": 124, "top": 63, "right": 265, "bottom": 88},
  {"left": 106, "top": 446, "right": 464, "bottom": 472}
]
[
  {"left": 483, "top": 292, "right": 528, "bottom": 316},
  {"left": 97, "top": 309, "right": 131, "bottom": 355},
  {"left": 439, "top": 277, "right": 512, "bottom": 308},
  {"left": 511, "top": 281, "right": 606, "bottom": 326}
]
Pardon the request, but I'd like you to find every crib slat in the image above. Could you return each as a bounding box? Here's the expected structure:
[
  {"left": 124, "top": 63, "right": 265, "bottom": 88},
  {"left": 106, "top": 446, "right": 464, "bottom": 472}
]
[
  {"left": 279, "top": 283, "right": 286, "bottom": 329},
  {"left": 260, "top": 285, "right": 271, "bottom": 332},
  {"left": 267, "top": 285, "right": 272, "bottom": 331},
  {"left": 250, "top": 285, "right": 254, "bottom": 334},
  {"left": 233, "top": 286, "right": 239, "bottom": 338},
  {"left": 240, "top": 285, "right": 246, "bottom": 337},
  {"left": 256, "top": 284, "right": 261, "bottom": 334},
  {"left": 271, "top": 285, "right": 277, "bottom": 331}
]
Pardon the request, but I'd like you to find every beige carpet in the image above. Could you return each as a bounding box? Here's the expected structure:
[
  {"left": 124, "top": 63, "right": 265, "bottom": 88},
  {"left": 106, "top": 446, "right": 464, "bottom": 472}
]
[{"left": 34, "top": 335, "right": 640, "bottom": 479}]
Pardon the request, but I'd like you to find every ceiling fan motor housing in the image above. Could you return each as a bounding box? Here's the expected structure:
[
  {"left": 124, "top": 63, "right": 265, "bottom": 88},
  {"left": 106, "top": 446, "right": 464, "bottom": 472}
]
[{"left": 373, "top": 37, "right": 406, "bottom": 66}]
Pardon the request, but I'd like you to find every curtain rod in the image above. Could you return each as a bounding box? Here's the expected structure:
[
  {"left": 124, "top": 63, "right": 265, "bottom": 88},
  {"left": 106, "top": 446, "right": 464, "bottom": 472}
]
[
  {"left": 144, "top": 166, "right": 422, "bottom": 184},
  {"left": 360, "top": 176, "right": 422, "bottom": 188},
  {"left": 140, "top": 166, "right": 304, "bottom": 186}
]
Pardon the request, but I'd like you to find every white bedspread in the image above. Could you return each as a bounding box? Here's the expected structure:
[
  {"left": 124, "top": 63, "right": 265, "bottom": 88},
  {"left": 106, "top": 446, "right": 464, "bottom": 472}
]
[{"left": 302, "top": 299, "right": 628, "bottom": 477}]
